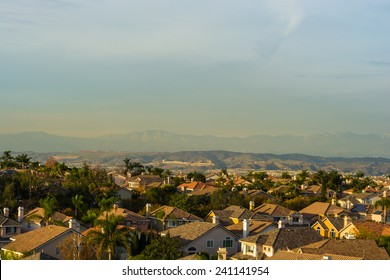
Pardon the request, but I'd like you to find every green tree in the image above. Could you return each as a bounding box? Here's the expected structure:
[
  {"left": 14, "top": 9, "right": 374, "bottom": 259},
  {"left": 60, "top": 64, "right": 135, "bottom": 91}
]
[
  {"left": 39, "top": 196, "right": 58, "bottom": 225},
  {"left": 187, "top": 171, "right": 206, "bottom": 182},
  {"left": 86, "top": 214, "right": 132, "bottom": 260},
  {"left": 133, "top": 234, "right": 182, "bottom": 260},
  {"left": 374, "top": 196, "right": 390, "bottom": 224},
  {"left": 15, "top": 153, "right": 31, "bottom": 169},
  {"left": 72, "top": 194, "right": 85, "bottom": 219}
]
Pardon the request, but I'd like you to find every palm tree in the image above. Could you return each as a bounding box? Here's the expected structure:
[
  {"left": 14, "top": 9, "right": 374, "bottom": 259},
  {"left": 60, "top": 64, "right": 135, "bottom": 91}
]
[
  {"left": 40, "top": 196, "right": 58, "bottom": 225},
  {"left": 374, "top": 195, "right": 390, "bottom": 224},
  {"left": 72, "top": 194, "right": 84, "bottom": 219},
  {"left": 86, "top": 214, "right": 132, "bottom": 260}
]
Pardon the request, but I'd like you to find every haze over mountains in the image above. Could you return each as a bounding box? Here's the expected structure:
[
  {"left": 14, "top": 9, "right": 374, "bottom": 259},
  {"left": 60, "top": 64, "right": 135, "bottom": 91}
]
[{"left": 0, "top": 130, "right": 390, "bottom": 158}]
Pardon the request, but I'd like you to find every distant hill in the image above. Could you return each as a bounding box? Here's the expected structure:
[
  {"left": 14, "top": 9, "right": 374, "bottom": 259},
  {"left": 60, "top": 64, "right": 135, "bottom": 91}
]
[
  {"left": 19, "top": 150, "right": 390, "bottom": 176},
  {"left": 1, "top": 130, "right": 390, "bottom": 158}
]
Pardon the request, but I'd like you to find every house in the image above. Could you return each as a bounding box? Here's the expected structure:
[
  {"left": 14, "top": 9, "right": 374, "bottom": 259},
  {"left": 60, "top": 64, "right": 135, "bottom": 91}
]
[
  {"left": 301, "top": 185, "right": 337, "bottom": 199},
  {"left": 115, "top": 186, "right": 134, "bottom": 201},
  {"left": 149, "top": 205, "right": 202, "bottom": 231},
  {"left": 371, "top": 209, "right": 390, "bottom": 224},
  {"left": 177, "top": 181, "right": 208, "bottom": 193},
  {"left": 100, "top": 206, "right": 150, "bottom": 233},
  {"left": 22, "top": 207, "right": 74, "bottom": 232},
  {"left": 253, "top": 203, "right": 295, "bottom": 222},
  {"left": 265, "top": 250, "right": 363, "bottom": 260},
  {"left": 225, "top": 220, "right": 276, "bottom": 238},
  {"left": 296, "top": 239, "right": 389, "bottom": 260},
  {"left": 160, "top": 221, "right": 239, "bottom": 258},
  {"left": 1, "top": 225, "right": 84, "bottom": 260},
  {"left": 0, "top": 210, "right": 22, "bottom": 248},
  {"left": 233, "top": 225, "right": 323, "bottom": 259},
  {"left": 239, "top": 189, "right": 278, "bottom": 204},
  {"left": 127, "top": 175, "right": 164, "bottom": 191},
  {"left": 311, "top": 216, "right": 354, "bottom": 239},
  {"left": 204, "top": 205, "right": 265, "bottom": 226},
  {"left": 188, "top": 186, "right": 218, "bottom": 196},
  {"left": 299, "top": 202, "right": 354, "bottom": 224}
]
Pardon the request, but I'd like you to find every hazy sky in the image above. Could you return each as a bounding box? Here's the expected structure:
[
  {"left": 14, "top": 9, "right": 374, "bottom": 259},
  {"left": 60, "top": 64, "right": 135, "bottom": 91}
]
[{"left": 1, "top": 0, "right": 390, "bottom": 137}]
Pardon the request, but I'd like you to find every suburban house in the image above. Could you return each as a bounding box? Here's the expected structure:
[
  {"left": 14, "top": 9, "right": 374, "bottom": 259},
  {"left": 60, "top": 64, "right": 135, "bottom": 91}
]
[
  {"left": 253, "top": 203, "right": 294, "bottom": 222},
  {"left": 149, "top": 205, "right": 203, "bottom": 231},
  {"left": 204, "top": 205, "right": 265, "bottom": 226},
  {"left": 239, "top": 189, "right": 278, "bottom": 204},
  {"left": 127, "top": 175, "right": 165, "bottom": 191},
  {"left": 265, "top": 250, "right": 363, "bottom": 260},
  {"left": 311, "top": 216, "right": 355, "bottom": 239},
  {"left": 233, "top": 225, "right": 323, "bottom": 259},
  {"left": 296, "top": 239, "right": 389, "bottom": 260},
  {"left": 301, "top": 185, "right": 337, "bottom": 199},
  {"left": 160, "top": 221, "right": 239, "bottom": 258},
  {"left": 371, "top": 209, "right": 390, "bottom": 224},
  {"left": 100, "top": 206, "right": 150, "bottom": 233},
  {"left": 225, "top": 220, "right": 276, "bottom": 238},
  {"left": 22, "top": 207, "right": 74, "bottom": 232},
  {"left": 177, "top": 181, "right": 208, "bottom": 193},
  {"left": 299, "top": 202, "right": 354, "bottom": 223},
  {"left": 1, "top": 225, "right": 84, "bottom": 260},
  {"left": 188, "top": 186, "right": 218, "bottom": 197},
  {"left": 0, "top": 210, "right": 22, "bottom": 248}
]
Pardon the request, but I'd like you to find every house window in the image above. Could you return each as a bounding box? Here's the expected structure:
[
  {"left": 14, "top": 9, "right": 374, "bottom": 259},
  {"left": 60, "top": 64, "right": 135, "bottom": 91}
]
[
  {"left": 273, "top": 217, "right": 280, "bottom": 222},
  {"left": 330, "top": 229, "right": 335, "bottom": 238},
  {"left": 27, "top": 223, "right": 31, "bottom": 229},
  {"left": 316, "top": 227, "right": 321, "bottom": 234},
  {"left": 167, "top": 221, "right": 176, "bottom": 227},
  {"left": 188, "top": 247, "right": 197, "bottom": 255},
  {"left": 125, "top": 221, "right": 132, "bottom": 226},
  {"left": 247, "top": 245, "right": 254, "bottom": 253},
  {"left": 292, "top": 217, "right": 299, "bottom": 223},
  {"left": 223, "top": 237, "right": 233, "bottom": 248},
  {"left": 206, "top": 240, "right": 214, "bottom": 248},
  {"left": 5, "top": 227, "right": 16, "bottom": 234}
]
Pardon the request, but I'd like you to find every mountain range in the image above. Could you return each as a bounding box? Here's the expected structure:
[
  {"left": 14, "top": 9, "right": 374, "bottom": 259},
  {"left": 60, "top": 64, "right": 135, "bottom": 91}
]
[{"left": 0, "top": 130, "right": 390, "bottom": 158}]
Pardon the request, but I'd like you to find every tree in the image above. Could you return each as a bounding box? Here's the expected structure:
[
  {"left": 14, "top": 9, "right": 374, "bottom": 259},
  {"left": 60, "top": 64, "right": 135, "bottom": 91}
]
[
  {"left": 187, "top": 171, "right": 206, "bottom": 182},
  {"left": 39, "top": 196, "right": 58, "bottom": 225},
  {"left": 374, "top": 196, "right": 390, "bottom": 224},
  {"left": 59, "top": 233, "right": 95, "bottom": 260},
  {"left": 15, "top": 154, "right": 31, "bottom": 169},
  {"left": 133, "top": 234, "right": 182, "bottom": 260},
  {"left": 72, "top": 194, "right": 84, "bottom": 219},
  {"left": 0, "top": 150, "right": 15, "bottom": 169},
  {"left": 86, "top": 214, "right": 132, "bottom": 260}
]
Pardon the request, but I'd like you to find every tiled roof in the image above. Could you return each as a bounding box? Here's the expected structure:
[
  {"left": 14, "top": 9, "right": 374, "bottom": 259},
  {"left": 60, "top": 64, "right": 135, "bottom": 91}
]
[
  {"left": 25, "top": 207, "right": 73, "bottom": 224},
  {"left": 188, "top": 186, "right": 218, "bottom": 196},
  {"left": 225, "top": 221, "right": 274, "bottom": 236},
  {"left": 223, "top": 205, "right": 254, "bottom": 220},
  {"left": 300, "top": 202, "right": 348, "bottom": 216},
  {"left": 161, "top": 222, "right": 227, "bottom": 246},
  {"left": 240, "top": 227, "right": 323, "bottom": 252},
  {"left": 100, "top": 207, "right": 148, "bottom": 221},
  {"left": 3, "top": 225, "right": 71, "bottom": 254},
  {"left": 266, "top": 251, "right": 362, "bottom": 260},
  {"left": 178, "top": 182, "right": 207, "bottom": 191},
  {"left": 298, "top": 239, "right": 390, "bottom": 260},
  {"left": 150, "top": 206, "right": 202, "bottom": 221},
  {"left": 254, "top": 203, "right": 294, "bottom": 217},
  {"left": 0, "top": 215, "right": 22, "bottom": 227},
  {"left": 352, "top": 221, "right": 390, "bottom": 238}
]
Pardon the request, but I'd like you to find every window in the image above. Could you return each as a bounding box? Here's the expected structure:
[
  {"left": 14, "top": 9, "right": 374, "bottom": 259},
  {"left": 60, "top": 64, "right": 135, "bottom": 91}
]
[
  {"left": 188, "top": 247, "right": 197, "bottom": 255},
  {"left": 247, "top": 245, "right": 254, "bottom": 253},
  {"left": 330, "top": 229, "right": 335, "bottom": 238},
  {"left": 167, "top": 221, "right": 176, "bottom": 227},
  {"left": 292, "top": 217, "right": 299, "bottom": 223},
  {"left": 316, "top": 227, "right": 321, "bottom": 234},
  {"left": 223, "top": 237, "right": 233, "bottom": 248},
  {"left": 5, "top": 227, "right": 16, "bottom": 234},
  {"left": 206, "top": 240, "right": 214, "bottom": 248},
  {"left": 56, "top": 247, "right": 60, "bottom": 255}
]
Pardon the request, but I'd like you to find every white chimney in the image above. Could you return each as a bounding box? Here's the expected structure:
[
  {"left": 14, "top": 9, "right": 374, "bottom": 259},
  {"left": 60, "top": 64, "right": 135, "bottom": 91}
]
[
  {"left": 243, "top": 219, "right": 250, "bottom": 238},
  {"left": 212, "top": 215, "right": 219, "bottom": 224},
  {"left": 384, "top": 191, "right": 387, "bottom": 198},
  {"left": 299, "top": 214, "right": 304, "bottom": 225},
  {"left": 249, "top": 201, "right": 255, "bottom": 211},
  {"left": 278, "top": 220, "right": 285, "bottom": 229},
  {"left": 331, "top": 199, "right": 336, "bottom": 206},
  {"left": 167, "top": 177, "right": 171, "bottom": 185},
  {"left": 344, "top": 216, "right": 351, "bottom": 228},
  {"left": 146, "top": 203, "right": 151, "bottom": 217},
  {"left": 18, "top": 207, "right": 24, "bottom": 222},
  {"left": 182, "top": 186, "right": 187, "bottom": 193},
  {"left": 3, "top": 207, "right": 9, "bottom": 217},
  {"left": 69, "top": 218, "right": 81, "bottom": 232},
  {"left": 243, "top": 188, "right": 248, "bottom": 197}
]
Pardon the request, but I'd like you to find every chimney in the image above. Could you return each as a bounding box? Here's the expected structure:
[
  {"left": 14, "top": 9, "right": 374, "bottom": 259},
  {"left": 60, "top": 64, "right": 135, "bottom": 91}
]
[
  {"left": 18, "top": 207, "right": 24, "bottom": 222},
  {"left": 243, "top": 188, "right": 248, "bottom": 197},
  {"left": 191, "top": 178, "right": 194, "bottom": 183},
  {"left": 113, "top": 203, "right": 119, "bottom": 212},
  {"left": 331, "top": 199, "right": 336, "bottom": 206},
  {"left": 146, "top": 203, "right": 151, "bottom": 217},
  {"left": 181, "top": 186, "right": 187, "bottom": 194},
  {"left": 212, "top": 215, "right": 219, "bottom": 224},
  {"left": 167, "top": 177, "right": 171, "bottom": 185},
  {"left": 384, "top": 191, "right": 387, "bottom": 198},
  {"left": 249, "top": 201, "right": 255, "bottom": 211},
  {"left": 69, "top": 218, "right": 81, "bottom": 232},
  {"left": 217, "top": 248, "right": 227, "bottom": 260},
  {"left": 3, "top": 207, "right": 9, "bottom": 217},
  {"left": 243, "top": 219, "right": 250, "bottom": 238},
  {"left": 299, "top": 214, "right": 304, "bottom": 225},
  {"left": 278, "top": 220, "right": 285, "bottom": 229},
  {"left": 344, "top": 216, "right": 351, "bottom": 228},
  {"left": 346, "top": 200, "right": 351, "bottom": 210}
]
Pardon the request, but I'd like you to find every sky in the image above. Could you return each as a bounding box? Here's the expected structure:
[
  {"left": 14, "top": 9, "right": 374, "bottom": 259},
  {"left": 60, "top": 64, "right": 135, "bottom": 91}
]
[{"left": 1, "top": 0, "right": 390, "bottom": 137}]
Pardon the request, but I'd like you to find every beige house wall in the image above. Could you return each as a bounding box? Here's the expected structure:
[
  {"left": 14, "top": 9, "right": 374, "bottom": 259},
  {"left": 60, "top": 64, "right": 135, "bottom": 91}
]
[{"left": 182, "top": 227, "right": 238, "bottom": 257}]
